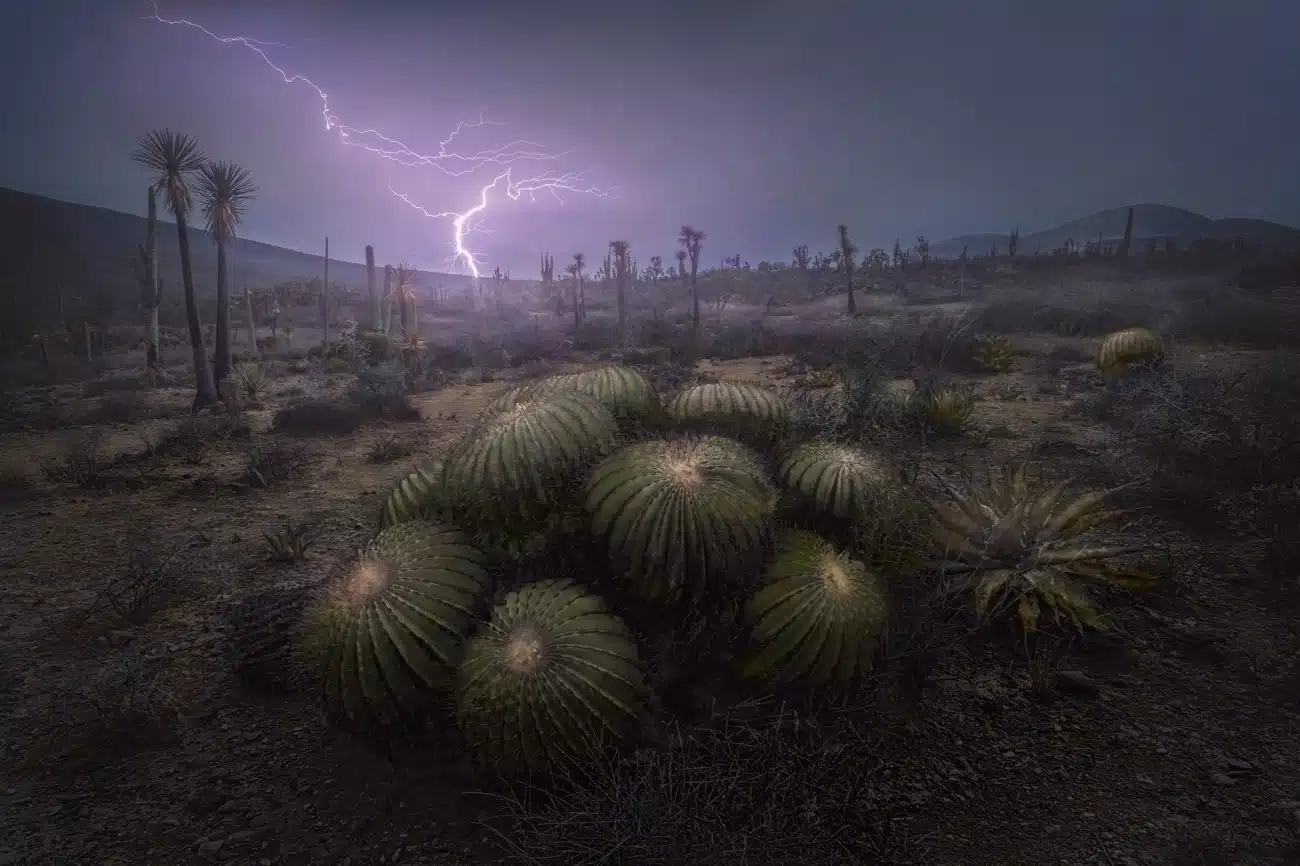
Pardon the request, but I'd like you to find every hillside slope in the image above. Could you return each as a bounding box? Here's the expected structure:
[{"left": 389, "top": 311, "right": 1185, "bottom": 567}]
[
  {"left": 0, "top": 186, "right": 472, "bottom": 324},
  {"left": 931, "top": 204, "right": 1300, "bottom": 258}
]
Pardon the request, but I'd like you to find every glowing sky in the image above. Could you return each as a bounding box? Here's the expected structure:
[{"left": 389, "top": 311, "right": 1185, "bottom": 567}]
[{"left": 1, "top": 0, "right": 1297, "bottom": 275}]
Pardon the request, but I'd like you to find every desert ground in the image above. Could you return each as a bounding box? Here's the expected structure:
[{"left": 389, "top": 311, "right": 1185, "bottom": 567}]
[{"left": 1, "top": 259, "right": 1298, "bottom": 866}]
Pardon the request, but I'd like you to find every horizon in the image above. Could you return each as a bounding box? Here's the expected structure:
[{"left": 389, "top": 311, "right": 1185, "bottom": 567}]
[{"left": 2, "top": 0, "right": 1297, "bottom": 275}]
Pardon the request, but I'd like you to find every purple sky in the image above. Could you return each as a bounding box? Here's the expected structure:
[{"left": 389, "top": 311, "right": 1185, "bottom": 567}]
[{"left": 2, "top": 0, "right": 1298, "bottom": 275}]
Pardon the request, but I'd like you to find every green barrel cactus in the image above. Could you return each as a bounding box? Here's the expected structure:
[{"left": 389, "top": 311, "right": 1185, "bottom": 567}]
[
  {"left": 737, "top": 531, "right": 890, "bottom": 686},
  {"left": 377, "top": 457, "right": 449, "bottom": 530},
  {"left": 455, "top": 578, "right": 648, "bottom": 775},
  {"left": 665, "top": 380, "right": 788, "bottom": 428},
  {"left": 1097, "top": 327, "right": 1164, "bottom": 375},
  {"left": 483, "top": 373, "right": 578, "bottom": 414},
  {"left": 585, "top": 435, "right": 775, "bottom": 601},
  {"left": 567, "top": 364, "right": 659, "bottom": 419},
  {"left": 777, "top": 441, "right": 897, "bottom": 519},
  {"left": 298, "top": 522, "right": 490, "bottom": 731},
  {"left": 444, "top": 391, "right": 619, "bottom": 521}
]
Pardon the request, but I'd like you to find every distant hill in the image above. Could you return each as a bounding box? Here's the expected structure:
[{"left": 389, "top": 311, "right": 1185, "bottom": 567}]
[
  {"left": 931, "top": 204, "right": 1300, "bottom": 259},
  {"left": 0, "top": 186, "right": 473, "bottom": 325}
]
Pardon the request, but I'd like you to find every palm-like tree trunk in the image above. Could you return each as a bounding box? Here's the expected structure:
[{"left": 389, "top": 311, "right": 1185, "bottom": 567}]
[
  {"left": 176, "top": 211, "right": 217, "bottom": 408},
  {"left": 213, "top": 235, "right": 231, "bottom": 388},
  {"left": 690, "top": 262, "right": 700, "bottom": 332}
]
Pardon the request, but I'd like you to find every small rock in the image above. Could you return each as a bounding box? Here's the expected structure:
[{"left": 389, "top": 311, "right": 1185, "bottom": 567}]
[{"left": 1054, "top": 670, "right": 1100, "bottom": 697}]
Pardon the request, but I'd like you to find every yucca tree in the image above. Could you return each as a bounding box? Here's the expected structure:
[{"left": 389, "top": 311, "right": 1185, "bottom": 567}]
[
  {"left": 838, "top": 223, "right": 857, "bottom": 315},
  {"left": 677, "top": 225, "right": 705, "bottom": 333},
  {"left": 132, "top": 129, "right": 217, "bottom": 409},
  {"left": 610, "top": 240, "right": 631, "bottom": 345},
  {"left": 194, "top": 160, "right": 258, "bottom": 390},
  {"left": 674, "top": 249, "right": 687, "bottom": 283},
  {"left": 570, "top": 252, "right": 586, "bottom": 330}
]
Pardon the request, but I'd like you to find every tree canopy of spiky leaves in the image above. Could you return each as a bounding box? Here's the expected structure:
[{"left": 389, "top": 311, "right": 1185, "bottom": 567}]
[
  {"left": 737, "top": 531, "right": 889, "bottom": 687},
  {"left": 132, "top": 129, "right": 207, "bottom": 218},
  {"left": 193, "top": 161, "right": 258, "bottom": 243},
  {"left": 443, "top": 391, "right": 619, "bottom": 527},
  {"left": 585, "top": 436, "right": 776, "bottom": 603},
  {"left": 297, "top": 522, "right": 490, "bottom": 733},
  {"left": 927, "top": 460, "right": 1156, "bottom": 632},
  {"left": 454, "top": 579, "right": 648, "bottom": 776},
  {"left": 777, "top": 441, "right": 897, "bottom": 520}
]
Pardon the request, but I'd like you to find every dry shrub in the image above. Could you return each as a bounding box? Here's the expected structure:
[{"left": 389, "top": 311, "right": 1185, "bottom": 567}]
[{"left": 487, "top": 702, "right": 898, "bottom": 866}]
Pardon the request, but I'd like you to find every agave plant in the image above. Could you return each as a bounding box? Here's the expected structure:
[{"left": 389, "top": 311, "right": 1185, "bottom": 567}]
[
  {"left": 228, "top": 361, "right": 269, "bottom": 403},
  {"left": 455, "top": 578, "right": 648, "bottom": 775},
  {"left": 377, "top": 458, "right": 449, "bottom": 530},
  {"left": 737, "top": 531, "right": 890, "bottom": 686},
  {"left": 298, "top": 522, "right": 490, "bottom": 731},
  {"left": 1097, "top": 327, "right": 1164, "bottom": 375},
  {"left": 927, "top": 461, "right": 1156, "bottom": 632},
  {"left": 586, "top": 436, "right": 775, "bottom": 602},
  {"left": 777, "top": 440, "right": 897, "bottom": 520},
  {"left": 914, "top": 385, "right": 975, "bottom": 434},
  {"left": 444, "top": 391, "right": 619, "bottom": 522},
  {"left": 973, "top": 334, "right": 1016, "bottom": 373}
]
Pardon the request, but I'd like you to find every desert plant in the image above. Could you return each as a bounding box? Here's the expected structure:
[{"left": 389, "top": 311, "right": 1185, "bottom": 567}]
[
  {"left": 366, "top": 432, "right": 413, "bottom": 464},
  {"left": 194, "top": 160, "right": 258, "bottom": 390},
  {"left": 736, "top": 531, "right": 890, "bottom": 687},
  {"left": 777, "top": 440, "right": 898, "bottom": 520},
  {"left": 973, "top": 334, "right": 1016, "bottom": 372},
  {"left": 132, "top": 129, "right": 217, "bottom": 408},
  {"left": 377, "top": 458, "right": 450, "bottom": 530},
  {"left": 298, "top": 521, "right": 490, "bottom": 732},
  {"left": 454, "top": 578, "right": 648, "bottom": 776},
  {"left": 585, "top": 436, "right": 775, "bottom": 603},
  {"left": 915, "top": 385, "right": 975, "bottom": 435},
  {"left": 927, "top": 460, "right": 1157, "bottom": 632},
  {"left": 566, "top": 364, "right": 659, "bottom": 420},
  {"left": 443, "top": 391, "right": 619, "bottom": 524},
  {"left": 227, "top": 361, "right": 269, "bottom": 404},
  {"left": 263, "top": 521, "right": 313, "bottom": 563},
  {"left": 483, "top": 373, "right": 580, "bottom": 414},
  {"left": 1097, "top": 327, "right": 1164, "bottom": 375},
  {"left": 665, "top": 381, "right": 788, "bottom": 431},
  {"left": 795, "top": 368, "right": 840, "bottom": 389}
]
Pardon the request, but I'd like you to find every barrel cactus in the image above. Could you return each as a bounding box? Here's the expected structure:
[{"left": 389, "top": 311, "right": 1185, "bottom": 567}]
[
  {"left": 455, "top": 578, "right": 648, "bottom": 775},
  {"left": 377, "top": 458, "right": 449, "bottom": 530},
  {"left": 665, "top": 381, "right": 788, "bottom": 427},
  {"left": 777, "top": 441, "right": 897, "bottom": 520},
  {"left": 737, "top": 531, "right": 890, "bottom": 686},
  {"left": 298, "top": 522, "right": 490, "bottom": 731},
  {"left": 1097, "top": 327, "right": 1164, "bottom": 375},
  {"left": 483, "top": 373, "right": 578, "bottom": 414},
  {"left": 585, "top": 435, "right": 775, "bottom": 601},
  {"left": 928, "top": 460, "right": 1157, "bottom": 632},
  {"left": 567, "top": 364, "right": 658, "bottom": 419},
  {"left": 444, "top": 391, "right": 619, "bottom": 521}
]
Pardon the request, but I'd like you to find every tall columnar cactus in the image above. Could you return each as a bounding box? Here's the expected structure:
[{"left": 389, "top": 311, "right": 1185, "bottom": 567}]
[
  {"left": 365, "top": 245, "right": 378, "bottom": 329},
  {"left": 130, "top": 186, "right": 163, "bottom": 372},
  {"left": 1120, "top": 207, "right": 1134, "bottom": 258},
  {"left": 381, "top": 264, "right": 394, "bottom": 334}
]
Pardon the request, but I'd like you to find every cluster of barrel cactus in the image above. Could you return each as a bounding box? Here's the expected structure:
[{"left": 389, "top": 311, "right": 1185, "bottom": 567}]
[{"left": 256, "top": 324, "right": 1161, "bottom": 781}]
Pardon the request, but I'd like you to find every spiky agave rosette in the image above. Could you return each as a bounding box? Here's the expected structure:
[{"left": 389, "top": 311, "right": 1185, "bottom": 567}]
[
  {"left": 297, "top": 522, "right": 490, "bottom": 732},
  {"left": 454, "top": 578, "right": 648, "bottom": 776},
  {"left": 585, "top": 435, "right": 776, "bottom": 603},
  {"left": 927, "top": 461, "right": 1157, "bottom": 631},
  {"left": 737, "top": 531, "right": 890, "bottom": 687}
]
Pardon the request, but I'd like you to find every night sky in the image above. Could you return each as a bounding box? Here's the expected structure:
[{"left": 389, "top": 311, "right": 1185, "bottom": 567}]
[{"left": 2, "top": 0, "right": 1297, "bottom": 275}]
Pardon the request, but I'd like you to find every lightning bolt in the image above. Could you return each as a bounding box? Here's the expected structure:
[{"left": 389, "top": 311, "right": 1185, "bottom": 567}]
[{"left": 145, "top": 2, "right": 614, "bottom": 279}]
